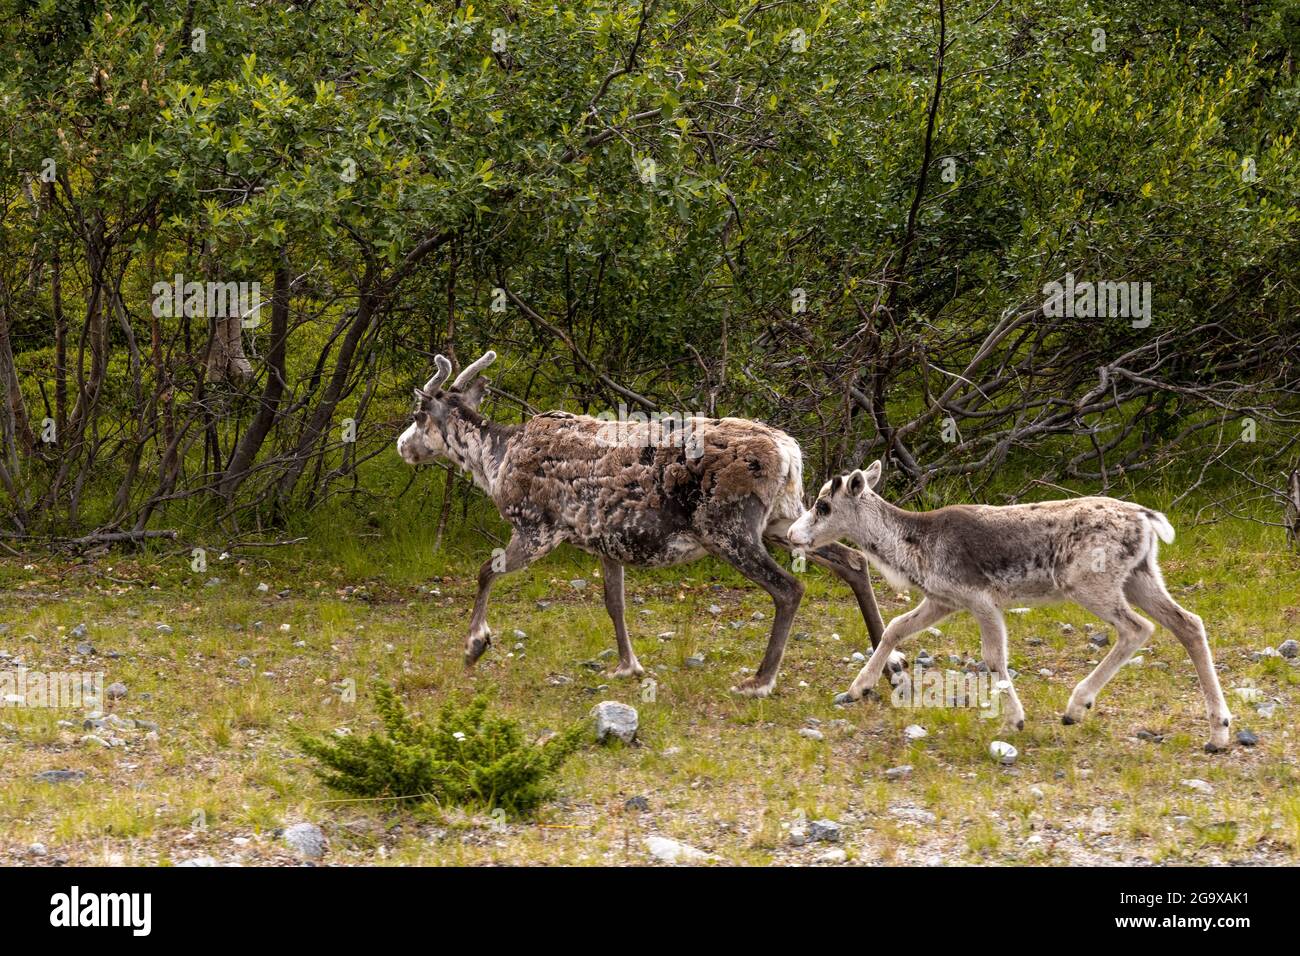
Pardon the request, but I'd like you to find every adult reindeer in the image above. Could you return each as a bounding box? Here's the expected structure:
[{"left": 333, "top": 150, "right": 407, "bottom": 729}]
[{"left": 396, "top": 351, "right": 901, "bottom": 696}]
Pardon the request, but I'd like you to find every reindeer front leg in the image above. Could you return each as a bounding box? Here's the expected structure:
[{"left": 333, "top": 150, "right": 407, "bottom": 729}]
[{"left": 465, "top": 530, "right": 550, "bottom": 668}]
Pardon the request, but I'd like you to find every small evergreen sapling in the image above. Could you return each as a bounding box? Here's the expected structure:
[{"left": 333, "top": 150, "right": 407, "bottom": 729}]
[{"left": 296, "top": 684, "right": 583, "bottom": 815}]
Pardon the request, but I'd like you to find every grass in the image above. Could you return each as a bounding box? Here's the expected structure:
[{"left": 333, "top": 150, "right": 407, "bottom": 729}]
[{"left": 0, "top": 503, "right": 1297, "bottom": 866}]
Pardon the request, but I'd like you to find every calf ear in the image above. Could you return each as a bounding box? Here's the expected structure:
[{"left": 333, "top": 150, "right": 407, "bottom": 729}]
[
  {"left": 863, "top": 459, "right": 883, "bottom": 489},
  {"left": 847, "top": 469, "right": 867, "bottom": 497}
]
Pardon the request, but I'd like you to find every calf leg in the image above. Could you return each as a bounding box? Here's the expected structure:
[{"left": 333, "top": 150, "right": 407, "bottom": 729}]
[
  {"left": 600, "top": 556, "right": 644, "bottom": 678},
  {"left": 971, "top": 603, "right": 1026, "bottom": 731},
  {"left": 1063, "top": 595, "right": 1154, "bottom": 728},
  {"left": 465, "top": 530, "right": 552, "bottom": 668},
  {"left": 808, "top": 543, "right": 906, "bottom": 678},
  {"left": 839, "top": 597, "right": 952, "bottom": 702},
  {"left": 1124, "top": 564, "right": 1232, "bottom": 751}
]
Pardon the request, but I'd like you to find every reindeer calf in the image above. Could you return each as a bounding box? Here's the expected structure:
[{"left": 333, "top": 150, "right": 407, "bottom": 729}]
[{"left": 787, "top": 460, "right": 1233, "bottom": 751}]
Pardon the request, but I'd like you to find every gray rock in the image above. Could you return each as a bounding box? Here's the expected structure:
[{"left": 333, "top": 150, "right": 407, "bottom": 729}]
[
  {"left": 236, "top": 656, "right": 254, "bottom": 668},
  {"left": 816, "top": 848, "right": 848, "bottom": 864},
  {"left": 989, "top": 740, "right": 1018, "bottom": 765},
  {"left": 28, "top": 843, "right": 47, "bottom": 856},
  {"left": 1088, "top": 632, "right": 1110, "bottom": 648},
  {"left": 684, "top": 654, "right": 705, "bottom": 669},
  {"left": 1136, "top": 729, "right": 1164, "bottom": 743},
  {"left": 1181, "top": 778, "right": 1214, "bottom": 796},
  {"left": 885, "top": 765, "right": 913, "bottom": 780},
  {"left": 903, "top": 724, "right": 928, "bottom": 741},
  {"left": 644, "top": 836, "right": 711, "bottom": 864},
  {"left": 624, "top": 795, "right": 650, "bottom": 812},
  {"left": 1256, "top": 701, "right": 1277, "bottom": 719},
  {"left": 809, "top": 819, "right": 842, "bottom": 843},
  {"left": 889, "top": 805, "right": 937, "bottom": 826},
  {"left": 282, "top": 822, "right": 327, "bottom": 860},
  {"left": 71, "top": 624, "right": 88, "bottom": 639},
  {"left": 105, "top": 682, "right": 128, "bottom": 700},
  {"left": 1278, "top": 639, "right": 1299, "bottom": 659},
  {"left": 176, "top": 856, "right": 218, "bottom": 867},
  {"left": 798, "top": 727, "right": 824, "bottom": 741},
  {"left": 1236, "top": 729, "right": 1258, "bottom": 747},
  {"left": 591, "top": 701, "right": 639, "bottom": 744},
  {"left": 707, "top": 604, "right": 723, "bottom": 615},
  {"left": 35, "top": 770, "right": 85, "bottom": 784},
  {"left": 569, "top": 579, "right": 588, "bottom": 590},
  {"left": 156, "top": 624, "right": 174, "bottom": 635}
]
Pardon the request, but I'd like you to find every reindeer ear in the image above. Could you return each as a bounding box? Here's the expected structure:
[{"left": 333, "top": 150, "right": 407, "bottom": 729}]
[
  {"left": 863, "top": 459, "right": 883, "bottom": 489},
  {"left": 460, "top": 376, "right": 488, "bottom": 410},
  {"left": 847, "top": 470, "right": 867, "bottom": 497}
]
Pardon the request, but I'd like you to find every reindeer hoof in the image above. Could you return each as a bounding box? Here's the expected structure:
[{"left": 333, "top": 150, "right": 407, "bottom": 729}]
[
  {"left": 1203, "top": 741, "right": 1227, "bottom": 754},
  {"left": 1061, "top": 715, "right": 1076, "bottom": 726},
  {"left": 730, "top": 677, "right": 775, "bottom": 698},
  {"left": 885, "top": 650, "right": 908, "bottom": 673},
  {"left": 465, "top": 632, "right": 492, "bottom": 666}
]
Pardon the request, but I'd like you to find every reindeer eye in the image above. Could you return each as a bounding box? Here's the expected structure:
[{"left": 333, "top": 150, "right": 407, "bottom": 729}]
[{"left": 815, "top": 500, "right": 830, "bottom": 517}]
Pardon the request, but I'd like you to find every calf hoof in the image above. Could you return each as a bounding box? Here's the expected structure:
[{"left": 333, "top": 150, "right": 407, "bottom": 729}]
[
  {"left": 610, "top": 661, "right": 645, "bottom": 679},
  {"left": 1015, "top": 719, "right": 1025, "bottom": 731},
  {"left": 1061, "top": 714, "right": 1076, "bottom": 726},
  {"left": 833, "top": 688, "right": 876, "bottom": 706},
  {"left": 1203, "top": 741, "right": 1227, "bottom": 754},
  {"left": 730, "top": 676, "right": 776, "bottom": 698}
]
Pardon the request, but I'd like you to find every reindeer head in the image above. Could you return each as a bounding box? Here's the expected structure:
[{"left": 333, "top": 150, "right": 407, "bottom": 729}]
[
  {"left": 787, "top": 459, "right": 884, "bottom": 548},
  {"left": 396, "top": 350, "right": 496, "bottom": 465}
]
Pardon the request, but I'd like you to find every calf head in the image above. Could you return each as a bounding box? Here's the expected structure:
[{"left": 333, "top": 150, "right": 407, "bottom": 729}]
[
  {"left": 396, "top": 350, "right": 496, "bottom": 465},
  {"left": 788, "top": 459, "right": 884, "bottom": 548}
]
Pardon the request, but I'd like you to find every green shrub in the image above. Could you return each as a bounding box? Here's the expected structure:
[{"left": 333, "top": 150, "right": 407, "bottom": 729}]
[{"left": 296, "top": 684, "right": 584, "bottom": 816}]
